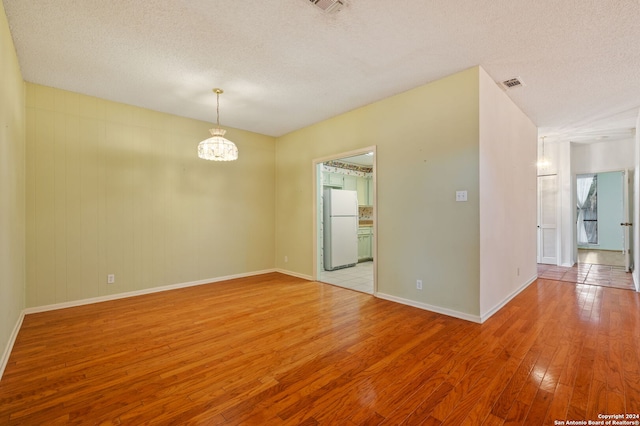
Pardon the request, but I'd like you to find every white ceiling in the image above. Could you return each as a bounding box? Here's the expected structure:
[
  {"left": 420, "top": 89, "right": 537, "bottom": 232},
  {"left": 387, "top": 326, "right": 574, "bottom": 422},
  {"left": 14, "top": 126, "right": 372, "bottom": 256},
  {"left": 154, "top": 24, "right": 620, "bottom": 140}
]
[
  {"left": 3, "top": 0, "right": 640, "bottom": 140},
  {"left": 340, "top": 153, "right": 374, "bottom": 167}
]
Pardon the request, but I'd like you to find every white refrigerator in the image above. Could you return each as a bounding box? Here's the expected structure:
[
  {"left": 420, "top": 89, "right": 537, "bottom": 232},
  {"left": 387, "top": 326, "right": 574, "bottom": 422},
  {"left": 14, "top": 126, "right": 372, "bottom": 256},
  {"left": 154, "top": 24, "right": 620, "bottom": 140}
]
[{"left": 323, "top": 188, "right": 358, "bottom": 271}]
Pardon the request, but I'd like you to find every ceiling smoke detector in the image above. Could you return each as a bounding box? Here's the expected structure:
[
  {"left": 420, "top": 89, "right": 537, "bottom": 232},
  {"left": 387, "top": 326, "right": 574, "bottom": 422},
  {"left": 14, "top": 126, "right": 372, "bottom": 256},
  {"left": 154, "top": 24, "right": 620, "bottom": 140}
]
[
  {"left": 501, "top": 77, "right": 525, "bottom": 89},
  {"left": 307, "top": 0, "right": 346, "bottom": 13}
]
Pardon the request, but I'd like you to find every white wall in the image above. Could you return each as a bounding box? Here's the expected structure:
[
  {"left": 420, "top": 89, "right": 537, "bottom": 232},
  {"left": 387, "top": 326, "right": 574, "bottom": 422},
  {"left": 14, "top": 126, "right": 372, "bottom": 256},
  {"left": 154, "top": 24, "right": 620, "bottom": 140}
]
[
  {"left": 558, "top": 141, "right": 574, "bottom": 267},
  {"left": 572, "top": 139, "right": 635, "bottom": 174},
  {"left": 478, "top": 68, "right": 537, "bottom": 319}
]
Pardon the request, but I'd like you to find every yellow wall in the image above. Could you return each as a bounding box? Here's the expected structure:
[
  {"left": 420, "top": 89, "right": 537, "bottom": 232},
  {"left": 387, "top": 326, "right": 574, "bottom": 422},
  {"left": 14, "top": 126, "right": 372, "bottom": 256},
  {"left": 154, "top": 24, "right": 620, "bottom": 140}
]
[
  {"left": 276, "top": 68, "right": 482, "bottom": 316},
  {"left": 25, "top": 84, "right": 276, "bottom": 307},
  {"left": 0, "top": 1, "right": 26, "bottom": 368}
]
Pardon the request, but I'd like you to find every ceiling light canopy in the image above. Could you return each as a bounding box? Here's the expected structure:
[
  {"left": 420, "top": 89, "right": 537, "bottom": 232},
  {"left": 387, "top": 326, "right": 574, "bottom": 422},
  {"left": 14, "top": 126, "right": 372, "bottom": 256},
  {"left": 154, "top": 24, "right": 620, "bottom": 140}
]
[
  {"left": 307, "top": 0, "right": 346, "bottom": 13},
  {"left": 197, "top": 89, "right": 238, "bottom": 162}
]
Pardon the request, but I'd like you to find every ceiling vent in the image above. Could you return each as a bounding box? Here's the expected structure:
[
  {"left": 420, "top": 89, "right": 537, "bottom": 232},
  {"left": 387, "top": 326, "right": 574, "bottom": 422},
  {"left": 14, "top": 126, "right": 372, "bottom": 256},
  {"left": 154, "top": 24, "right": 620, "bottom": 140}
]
[
  {"left": 308, "top": 0, "right": 346, "bottom": 13},
  {"left": 501, "top": 77, "right": 525, "bottom": 89}
]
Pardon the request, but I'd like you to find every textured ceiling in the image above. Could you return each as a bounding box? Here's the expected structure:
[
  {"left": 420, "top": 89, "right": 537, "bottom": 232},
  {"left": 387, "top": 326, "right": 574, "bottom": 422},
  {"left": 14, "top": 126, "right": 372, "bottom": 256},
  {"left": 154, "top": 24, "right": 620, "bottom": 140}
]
[{"left": 3, "top": 0, "right": 640, "bottom": 140}]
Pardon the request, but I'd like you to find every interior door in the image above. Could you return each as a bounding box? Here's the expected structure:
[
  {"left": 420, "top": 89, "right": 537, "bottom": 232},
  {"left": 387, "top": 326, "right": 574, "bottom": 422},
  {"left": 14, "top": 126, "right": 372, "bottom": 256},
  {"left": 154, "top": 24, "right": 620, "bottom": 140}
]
[
  {"left": 538, "top": 175, "right": 558, "bottom": 264},
  {"left": 623, "top": 169, "right": 633, "bottom": 271}
]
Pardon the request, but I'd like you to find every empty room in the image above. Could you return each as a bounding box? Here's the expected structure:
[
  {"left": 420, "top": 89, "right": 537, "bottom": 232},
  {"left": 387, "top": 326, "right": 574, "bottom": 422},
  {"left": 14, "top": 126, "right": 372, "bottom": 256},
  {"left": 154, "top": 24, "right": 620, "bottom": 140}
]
[{"left": 1, "top": 1, "right": 639, "bottom": 424}]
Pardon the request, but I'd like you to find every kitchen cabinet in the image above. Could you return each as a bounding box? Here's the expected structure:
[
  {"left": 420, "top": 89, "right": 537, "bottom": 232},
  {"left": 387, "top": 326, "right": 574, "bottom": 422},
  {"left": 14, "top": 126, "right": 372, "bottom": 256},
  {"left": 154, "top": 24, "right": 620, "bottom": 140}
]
[
  {"left": 358, "top": 227, "right": 372, "bottom": 261},
  {"left": 356, "top": 177, "right": 372, "bottom": 206},
  {"left": 323, "top": 173, "right": 372, "bottom": 204},
  {"left": 343, "top": 175, "right": 357, "bottom": 191},
  {"left": 323, "top": 172, "right": 344, "bottom": 188}
]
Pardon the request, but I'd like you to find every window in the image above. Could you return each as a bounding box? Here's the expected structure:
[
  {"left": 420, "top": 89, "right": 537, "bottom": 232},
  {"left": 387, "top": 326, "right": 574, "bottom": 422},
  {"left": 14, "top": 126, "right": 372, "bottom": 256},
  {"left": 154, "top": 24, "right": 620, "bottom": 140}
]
[{"left": 577, "top": 174, "right": 597, "bottom": 245}]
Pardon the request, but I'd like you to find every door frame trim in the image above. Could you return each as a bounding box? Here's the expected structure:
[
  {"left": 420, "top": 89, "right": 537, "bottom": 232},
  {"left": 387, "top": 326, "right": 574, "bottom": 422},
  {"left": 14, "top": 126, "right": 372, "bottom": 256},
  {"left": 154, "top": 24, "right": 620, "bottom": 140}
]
[{"left": 312, "top": 146, "right": 377, "bottom": 294}]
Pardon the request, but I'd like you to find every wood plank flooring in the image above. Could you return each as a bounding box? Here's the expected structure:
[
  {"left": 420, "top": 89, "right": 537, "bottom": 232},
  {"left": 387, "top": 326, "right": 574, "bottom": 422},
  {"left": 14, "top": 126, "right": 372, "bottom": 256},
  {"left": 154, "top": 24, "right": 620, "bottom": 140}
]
[{"left": 1, "top": 272, "right": 639, "bottom": 425}]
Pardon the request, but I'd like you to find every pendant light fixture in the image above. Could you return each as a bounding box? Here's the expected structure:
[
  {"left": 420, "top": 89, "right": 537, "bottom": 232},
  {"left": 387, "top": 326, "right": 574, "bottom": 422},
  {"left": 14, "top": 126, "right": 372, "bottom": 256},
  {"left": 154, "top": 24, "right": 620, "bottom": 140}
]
[
  {"left": 197, "top": 88, "right": 238, "bottom": 161},
  {"left": 537, "top": 136, "right": 550, "bottom": 170}
]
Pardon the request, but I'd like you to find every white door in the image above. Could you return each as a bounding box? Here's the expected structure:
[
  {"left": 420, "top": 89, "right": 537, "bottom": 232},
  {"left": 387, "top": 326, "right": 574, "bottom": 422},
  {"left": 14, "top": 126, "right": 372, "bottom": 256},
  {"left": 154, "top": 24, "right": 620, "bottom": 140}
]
[
  {"left": 623, "top": 169, "right": 633, "bottom": 271},
  {"left": 538, "top": 175, "right": 558, "bottom": 264}
]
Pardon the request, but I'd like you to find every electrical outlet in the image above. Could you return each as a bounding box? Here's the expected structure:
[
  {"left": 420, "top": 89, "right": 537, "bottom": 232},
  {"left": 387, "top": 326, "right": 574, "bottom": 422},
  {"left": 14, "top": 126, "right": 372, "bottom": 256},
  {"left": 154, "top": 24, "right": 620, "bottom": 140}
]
[
  {"left": 456, "top": 190, "right": 468, "bottom": 202},
  {"left": 416, "top": 279, "right": 423, "bottom": 290},
  {"left": 284, "top": 255, "right": 288, "bottom": 263},
  {"left": 107, "top": 274, "right": 115, "bottom": 284}
]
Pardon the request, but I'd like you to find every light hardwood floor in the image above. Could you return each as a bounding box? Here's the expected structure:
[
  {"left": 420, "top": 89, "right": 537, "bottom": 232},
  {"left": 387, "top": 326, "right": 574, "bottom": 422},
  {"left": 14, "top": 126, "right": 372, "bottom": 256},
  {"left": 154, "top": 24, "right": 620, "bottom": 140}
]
[{"left": 1, "top": 273, "right": 639, "bottom": 425}]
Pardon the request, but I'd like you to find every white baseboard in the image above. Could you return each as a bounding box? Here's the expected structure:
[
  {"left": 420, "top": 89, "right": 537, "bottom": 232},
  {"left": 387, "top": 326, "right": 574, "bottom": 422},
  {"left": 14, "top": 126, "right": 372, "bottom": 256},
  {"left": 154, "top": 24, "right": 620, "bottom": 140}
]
[
  {"left": 376, "top": 274, "right": 538, "bottom": 324},
  {"left": 24, "top": 269, "right": 278, "bottom": 315},
  {"left": 274, "top": 269, "right": 313, "bottom": 281},
  {"left": 375, "top": 293, "right": 482, "bottom": 323},
  {"left": 479, "top": 274, "right": 537, "bottom": 323},
  {"left": 0, "top": 310, "right": 25, "bottom": 381}
]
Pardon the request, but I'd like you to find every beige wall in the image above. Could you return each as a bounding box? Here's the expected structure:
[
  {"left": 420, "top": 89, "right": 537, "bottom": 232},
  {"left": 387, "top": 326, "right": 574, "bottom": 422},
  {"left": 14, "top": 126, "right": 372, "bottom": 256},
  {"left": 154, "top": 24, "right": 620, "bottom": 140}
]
[
  {"left": 25, "top": 84, "right": 276, "bottom": 307},
  {"left": 276, "top": 67, "right": 482, "bottom": 316},
  {"left": 478, "top": 68, "right": 537, "bottom": 318},
  {"left": 0, "top": 2, "right": 26, "bottom": 371}
]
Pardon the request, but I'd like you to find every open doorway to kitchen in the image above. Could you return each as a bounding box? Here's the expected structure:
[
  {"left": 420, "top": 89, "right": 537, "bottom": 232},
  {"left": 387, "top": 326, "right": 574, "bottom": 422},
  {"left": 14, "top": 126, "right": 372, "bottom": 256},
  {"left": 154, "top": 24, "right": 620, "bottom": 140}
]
[{"left": 313, "top": 147, "right": 376, "bottom": 294}]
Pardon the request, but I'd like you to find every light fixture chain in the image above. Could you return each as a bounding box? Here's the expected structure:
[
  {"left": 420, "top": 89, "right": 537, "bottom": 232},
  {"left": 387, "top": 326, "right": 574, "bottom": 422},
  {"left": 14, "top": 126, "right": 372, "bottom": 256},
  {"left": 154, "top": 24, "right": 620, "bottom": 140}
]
[
  {"left": 216, "top": 90, "right": 220, "bottom": 128},
  {"left": 198, "top": 87, "right": 237, "bottom": 161}
]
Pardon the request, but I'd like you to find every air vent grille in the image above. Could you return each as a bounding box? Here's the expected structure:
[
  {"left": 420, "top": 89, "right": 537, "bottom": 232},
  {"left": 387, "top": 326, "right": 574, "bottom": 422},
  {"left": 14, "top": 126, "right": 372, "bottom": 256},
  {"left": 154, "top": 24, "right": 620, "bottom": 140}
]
[
  {"left": 308, "top": 0, "right": 346, "bottom": 13},
  {"left": 501, "top": 77, "right": 525, "bottom": 89}
]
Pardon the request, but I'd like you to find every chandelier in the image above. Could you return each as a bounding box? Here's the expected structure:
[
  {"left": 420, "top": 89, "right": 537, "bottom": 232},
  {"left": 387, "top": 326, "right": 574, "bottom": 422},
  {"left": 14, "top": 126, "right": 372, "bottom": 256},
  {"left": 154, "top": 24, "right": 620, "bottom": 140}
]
[
  {"left": 536, "top": 136, "right": 550, "bottom": 170},
  {"left": 197, "top": 88, "right": 238, "bottom": 161}
]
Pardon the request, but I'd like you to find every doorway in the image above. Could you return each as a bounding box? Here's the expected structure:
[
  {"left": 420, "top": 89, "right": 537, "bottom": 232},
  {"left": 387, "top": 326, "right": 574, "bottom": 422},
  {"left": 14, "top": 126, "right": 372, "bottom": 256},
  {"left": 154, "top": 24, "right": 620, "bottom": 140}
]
[
  {"left": 313, "top": 147, "right": 376, "bottom": 294},
  {"left": 576, "top": 170, "right": 631, "bottom": 271}
]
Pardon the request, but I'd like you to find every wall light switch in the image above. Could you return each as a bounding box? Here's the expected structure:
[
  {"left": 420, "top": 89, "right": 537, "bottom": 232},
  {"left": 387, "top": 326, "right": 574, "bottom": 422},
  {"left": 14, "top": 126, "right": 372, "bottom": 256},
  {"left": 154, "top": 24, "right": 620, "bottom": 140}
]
[{"left": 456, "top": 190, "right": 468, "bottom": 202}]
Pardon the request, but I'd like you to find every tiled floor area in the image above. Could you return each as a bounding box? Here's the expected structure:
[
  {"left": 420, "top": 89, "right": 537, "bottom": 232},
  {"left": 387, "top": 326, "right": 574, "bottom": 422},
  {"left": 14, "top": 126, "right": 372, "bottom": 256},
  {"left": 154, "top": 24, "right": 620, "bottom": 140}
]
[
  {"left": 577, "top": 248, "right": 625, "bottom": 267},
  {"left": 537, "top": 263, "right": 636, "bottom": 290},
  {"left": 319, "top": 261, "right": 374, "bottom": 294}
]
